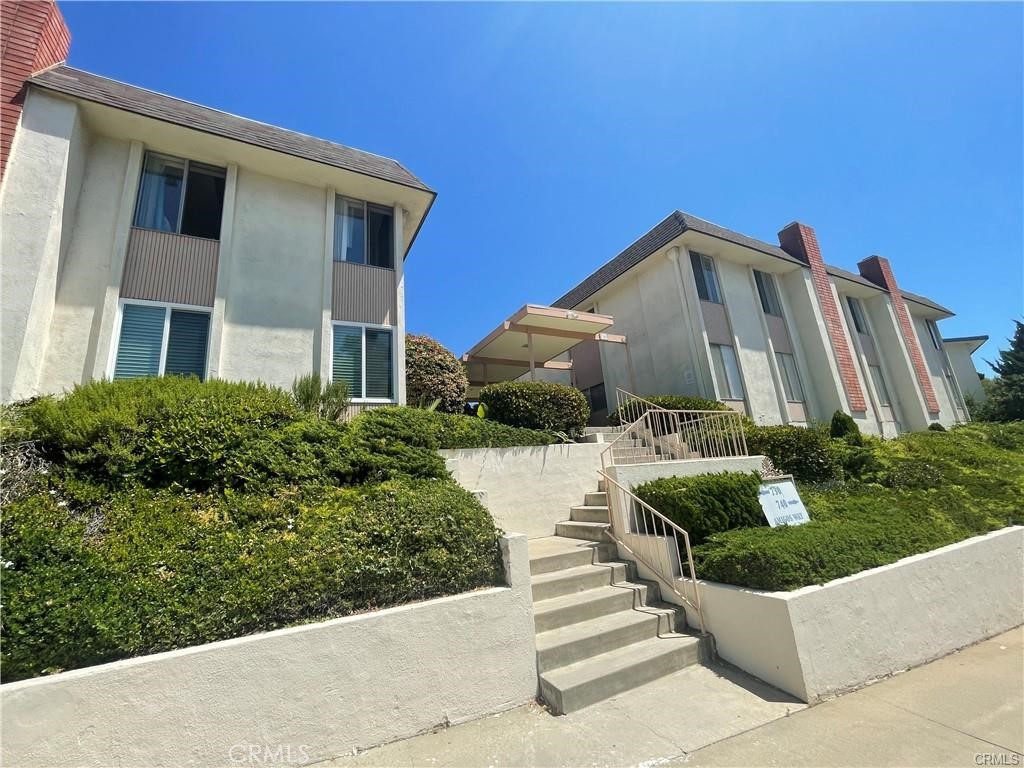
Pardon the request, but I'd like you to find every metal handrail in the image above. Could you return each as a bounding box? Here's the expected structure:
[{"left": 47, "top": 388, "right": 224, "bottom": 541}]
[
  {"left": 612, "top": 387, "right": 666, "bottom": 428},
  {"left": 601, "top": 406, "right": 748, "bottom": 469},
  {"left": 598, "top": 469, "right": 705, "bottom": 634}
]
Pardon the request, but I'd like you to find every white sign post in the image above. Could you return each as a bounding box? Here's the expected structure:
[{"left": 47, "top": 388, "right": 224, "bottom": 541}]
[{"left": 758, "top": 477, "right": 810, "bottom": 527}]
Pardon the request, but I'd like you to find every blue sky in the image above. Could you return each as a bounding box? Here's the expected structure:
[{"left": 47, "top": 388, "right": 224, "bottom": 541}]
[{"left": 62, "top": 2, "right": 1022, "bottom": 371}]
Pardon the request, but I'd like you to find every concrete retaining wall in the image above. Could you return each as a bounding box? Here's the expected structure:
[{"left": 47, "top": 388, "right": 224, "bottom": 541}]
[
  {"left": 1, "top": 535, "right": 538, "bottom": 767},
  {"left": 441, "top": 444, "right": 605, "bottom": 537},
  {"left": 673, "top": 526, "right": 1024, "bottom": 703}
]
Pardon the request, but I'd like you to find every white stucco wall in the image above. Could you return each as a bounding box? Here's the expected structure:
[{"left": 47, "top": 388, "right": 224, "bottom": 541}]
[
  {"left": 38, "top": 136, "right": 132, "bottom": 393},
  {"left": 946, "top": 343, "right": 986, "bottom": 404},
  {"left": 911, "top": 314, "right": 962, "bottom": 427},
  {"left": 441, "top": 444, "right": 605, "bottom": 537},
  {"left": 1, "top": 535, "right": 537, "bottom": 767},
  {"left": 606, "top": 455, "right": 766, "bottom": 491},
  {"left": 671, "top": 526, "right": 1023, "bottom": 703},
  {"left": 217, "top": 169, "right": 326, "bottom": 389},
  {"left": 0, "top": 91, "right": 85, "bottom": 401}
]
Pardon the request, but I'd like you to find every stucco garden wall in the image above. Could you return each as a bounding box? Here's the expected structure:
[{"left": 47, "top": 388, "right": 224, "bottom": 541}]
[
  {"left": 670, "top": 526, "right": 1024, "bottom": 703},
  {"left": 1, "top": 535, "right": 538, "bottom": 768},
  {"left": 441, "top": 444, "right": 605, "bottom": 537}
]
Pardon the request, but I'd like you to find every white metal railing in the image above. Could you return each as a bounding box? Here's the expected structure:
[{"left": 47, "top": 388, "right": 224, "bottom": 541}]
[
  {"left": 598, "top": 470, "right": 705, "bottom": 634},
  {"left": 602, "top": 390, "right": 748, "bottom": 469}
]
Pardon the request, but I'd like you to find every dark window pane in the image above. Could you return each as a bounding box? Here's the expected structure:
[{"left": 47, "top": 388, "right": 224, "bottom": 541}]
[
  {"left": 165, "top": 310, "right": 210, "bottom": 380},
  {"left": 365, "top": 328, "right": 393, "bottom": 399},
  {"left": 690, "top": 251, "right": 709, "bottom": 301},
  {"left": 180, "top": 164, "right": 226, "bottom": 239},
  {"left": 367, "top": 205, "right": 394, "bottom": 268},
  {"left": 337, "top": 201, "right": 366, "bottom": 264},
  {"left": 135, "top": 154, "right": 184, "bottom": 232}
]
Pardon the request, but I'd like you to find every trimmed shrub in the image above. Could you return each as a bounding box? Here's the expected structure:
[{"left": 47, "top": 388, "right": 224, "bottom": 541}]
[
  {"left": 744, "top": 424, "right": 841, "bottom": 484},
  {"left": 607, "top": 395, "right": 728, "bottom": 426},
  {"left": 1, "top": 477, "right": 502, "bottom": 681},
  {"left": 829, "top": 410, "right": 862, "bottom": 444},
  {"left": 479, "top": 381, "right": 589, "bottom": 436},
  {"left": 433, "top": 413, "right": 558, "bottom": 449},
  {"left": 348, "top": 407, "right": 448, "bottom": 482},
  {"left": 405, "top": 334, "right": 469, "bottom": 414},
  {"left": 927, "top": 422, "right": 947, "bottom": 432},
  {"left": 633, "top": 472, "right": 765, "bottom": 545}
]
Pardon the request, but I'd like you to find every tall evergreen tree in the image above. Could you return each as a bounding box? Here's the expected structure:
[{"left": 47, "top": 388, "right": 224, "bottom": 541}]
[
  {"left": 988, "top": 320, "right": 1024, "bottom": 377},
  {"left": 976, "top": 320, "right": 1024, "bottom": 422}
]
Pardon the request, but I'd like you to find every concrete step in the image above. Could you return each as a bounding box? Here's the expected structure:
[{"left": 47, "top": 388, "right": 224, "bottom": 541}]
[
  {"left": 539, "top": 634, "right": 703, "bottom": 714},
  {"left": 610, "top": 455, "right": 659, "bottom": 466},
  {"left": 584, "top": 491, "right": 607, "bottom": 506},
  {"left": 535, "top": 605, "right": 682, "bottom": 673},
  {"left": 569, "top": 505, "right": 610, "bottom": 523},
  {"left": 583, "top": 426, "right": 623, "bottom": 434},
  {"left": 555, "top": 520, "right": 610, "bottom": 542},
  {"left": 528, "top": 537, "right": 616, "bottom": 576},
  {"left": 531, "top": 562, "right": 628, "bottom": 602},
  {"left": 597, "top": 479, "right": 606, "bottom": 493},
  {"left": 533, "top": 584, "right": 651, "bottom": 633}
]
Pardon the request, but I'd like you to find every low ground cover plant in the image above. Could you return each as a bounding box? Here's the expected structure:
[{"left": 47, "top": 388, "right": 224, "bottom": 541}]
[
  {"left": 479, "top": 381, "right": 590, "bottom": 436},
  {"left": 1, "top": 378, "right": 509, "bottom": 682},
  {"left": 692, "top": 422, "right": 1024, "bottom": 591}
]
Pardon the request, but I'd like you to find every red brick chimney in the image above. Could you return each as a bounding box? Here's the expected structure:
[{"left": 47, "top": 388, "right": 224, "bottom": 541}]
[
  {"left": 1, "top": 0, "right": 70, "bottom": 179},
  {"left": 778, "top": 222, "right": 868, "bottom": 412},
  {"left": 858, "top": 255, "right": 940, "bottom": 414}
]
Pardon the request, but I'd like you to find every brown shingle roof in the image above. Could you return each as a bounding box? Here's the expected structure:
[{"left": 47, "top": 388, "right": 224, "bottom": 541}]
[
  {"left": 552, "top": 210, "right": 952, "bottom": 315},
  {"left": 29, "top": 65, "right": 433, "bottom": 193}
]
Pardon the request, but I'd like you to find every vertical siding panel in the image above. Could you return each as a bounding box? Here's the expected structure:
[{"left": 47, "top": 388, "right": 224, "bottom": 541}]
[
  {"left": 332, "top": 261, "right": 396, "bottom": 324},
  {"left": 121, "top": 228, "right": 218, "bottom": 306}
]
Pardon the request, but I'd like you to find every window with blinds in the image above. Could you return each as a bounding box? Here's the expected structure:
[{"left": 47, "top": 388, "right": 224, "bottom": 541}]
[
  {"left": 113, "top": 302, "right": 210, "bottom": 381},
  {"left": 332, "top": 324, "right": 394, "bottom": 401},
  {"left": 775, "top": 352, "right": 805, "bottom": 402}
]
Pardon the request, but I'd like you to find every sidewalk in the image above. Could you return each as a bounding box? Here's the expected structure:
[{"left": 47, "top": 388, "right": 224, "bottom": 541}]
[{"left": 326, "top": 627, "right": 1023, "bottom": 768}]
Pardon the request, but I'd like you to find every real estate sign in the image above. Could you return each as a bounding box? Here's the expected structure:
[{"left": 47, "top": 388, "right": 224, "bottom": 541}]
[{"left": 758, "top": 478, "right": 810, "bottom": 527}]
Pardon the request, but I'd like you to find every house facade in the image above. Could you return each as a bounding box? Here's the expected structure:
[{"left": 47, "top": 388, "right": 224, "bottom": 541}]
[
  {"left": 545, "top": 212, "right": 984, "bottom": 434},
  {"left": 0, "top": 1, "right": 434, "bottom": 407}
]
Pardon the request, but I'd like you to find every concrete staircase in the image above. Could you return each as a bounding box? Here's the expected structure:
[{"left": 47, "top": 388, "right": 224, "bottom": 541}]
[{"left": 529, "top": 484, "right": 706, "bottom": 714}]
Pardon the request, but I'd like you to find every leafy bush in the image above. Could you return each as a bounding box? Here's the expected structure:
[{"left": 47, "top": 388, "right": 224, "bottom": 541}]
[
  {"left": 607, "top": 395, "right": 728, "bottom": 426},
  {"left": 479, "top": 381, "right": 589, "bottom": 436},
  {"left": 433, "top": 413, "right": 558, "bottom": 449},
  {"left": 829, "top": 410, "right": 862, "bottom": 444},
  {"left": 348, "top": 407, "right": 448, "bottom": 482},
  {"left": 1, "top": 478, "right": 501, "bottom": 681},
  {"left": 292, "top": 373, "right": 350, "bottom": 421},
  {"left": 744, "top": 424, "right": 841, "bottom": 483},
  {"left": 634, "top": 472, "right": 764, "bottom": 545},
  {"left": 405, "top": 334, "right": 468, "bottom": 414},
  {"left": 693, "top": 423, "right": 1023, "bottom": 590},
  {"left": 927, "top": 422, "right": 947, "bottom": 432}
]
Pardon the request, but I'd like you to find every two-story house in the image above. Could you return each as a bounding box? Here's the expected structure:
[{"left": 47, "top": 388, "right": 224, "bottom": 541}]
[
  {"left": 502, "top": 211, "right": 984, "bottom": 434},
  {"left": 0, "top": 0, "right": 434, "bottom": 410}
]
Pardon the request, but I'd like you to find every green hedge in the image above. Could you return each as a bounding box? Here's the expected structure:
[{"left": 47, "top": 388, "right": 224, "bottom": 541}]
[
  {"left": 693, "top": 423, "right": 1023, "bottom": 591},
  {"left": 479, "top": 381, "right": 589, "bottom": 436},
  {"left": 607, "top": 395, "right": 728, "bottom": 426},
  {"left": 2, "top": 478, "right": 501, "bottom": 681},
  {"left": 433, "top": 413, "right": 558, "bottom": 449},
  {"left": 744, "top": 424, "right": 841, "bottom": 483},
  {"left": 633, "top": 472, "right": 764, "bottom": 545}
]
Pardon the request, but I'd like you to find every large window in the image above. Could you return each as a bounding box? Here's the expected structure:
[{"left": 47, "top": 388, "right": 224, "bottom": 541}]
[
  {"left": 754, "top": 270, "right": 783, "bottom": 316},
  {"left": 868, "top": 364, "right": 891, "bottom": 406},
  {"left": 710, "top": 343, "right": 744, "bottom": 399},
  {"left": 775, "top": 352, "right": 805, "bottom": 402},
  {"left": 113, "top": 302, "right": 211, "bottom": 380},
  {"left": 134, "top": 152, "right": 226, "bottom": 239},
  {"left": 689, "top": 251, "right": 722, "bottom": 304},
  {"left": 332, "top": 323, "right": 394, "bottom": 401},
  {"left": 926, "top": 319, "right": 943, "bottom": 351},
  {"left": 334, "top": 197, "right": 394, "bottom": 268},
  {"left": 847, "top": 296, "right": 869, "bottom": 335}
]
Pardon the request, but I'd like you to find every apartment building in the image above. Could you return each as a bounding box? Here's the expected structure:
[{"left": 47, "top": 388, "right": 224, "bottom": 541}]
[
  {"left": 0, "top": 1, "right": 434, "bottom": 407},
  {"left": 546, "top": 211, "right": 983, "bottom": 434}
]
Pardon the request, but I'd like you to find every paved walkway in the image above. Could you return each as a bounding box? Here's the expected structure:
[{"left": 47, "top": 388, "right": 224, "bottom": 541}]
[{"left": 326, "top": 628, "right": 1023, "bottom": 768}]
